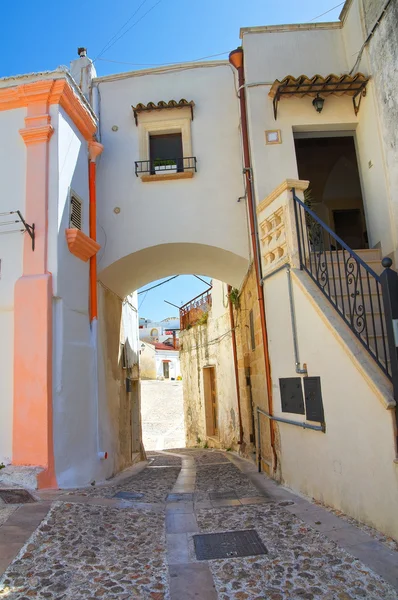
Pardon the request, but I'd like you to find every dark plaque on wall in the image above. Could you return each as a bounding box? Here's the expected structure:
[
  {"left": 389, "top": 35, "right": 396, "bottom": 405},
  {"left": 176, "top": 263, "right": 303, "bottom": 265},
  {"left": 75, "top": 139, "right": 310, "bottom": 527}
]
[
  {"left": 304, "top": 377, "right": 324, "bottom": 423},
  {"left": 279, "top": 377, "right": 305, "bottom": 414}
]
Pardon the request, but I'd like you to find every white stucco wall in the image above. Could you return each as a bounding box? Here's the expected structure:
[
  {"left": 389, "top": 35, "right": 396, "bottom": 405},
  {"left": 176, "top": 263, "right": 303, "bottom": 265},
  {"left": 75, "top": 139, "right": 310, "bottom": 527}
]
[
  {"left": 263, "top": 266, "right": 398, "bottom": 539},
  {"left": 0, "top": 107, "right": 26, "bottom": 463},
  {"left": 51, "top": 107, "right": 98, "bottom": 488},
  {"left": 242, "top": 21, "right": 395, "bottom": 258},
  {"left": 94, "top": 63, "right": 249, "bottom": 297},
  {"left": 155, "top": 349, "right": 180, "bottom": 379}
]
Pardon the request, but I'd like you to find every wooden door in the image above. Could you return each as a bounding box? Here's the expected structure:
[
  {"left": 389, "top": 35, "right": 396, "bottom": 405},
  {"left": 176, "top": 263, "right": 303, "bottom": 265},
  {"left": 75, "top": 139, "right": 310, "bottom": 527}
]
[{"left": 204, "top": 367, "right": 218, "bottom": 436}]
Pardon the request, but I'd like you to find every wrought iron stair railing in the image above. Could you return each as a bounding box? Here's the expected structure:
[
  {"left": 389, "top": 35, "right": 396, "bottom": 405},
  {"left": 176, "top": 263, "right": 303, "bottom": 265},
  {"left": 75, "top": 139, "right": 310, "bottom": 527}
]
[{"left": 292, "top": 191, "right": 392, "bottom": 380}]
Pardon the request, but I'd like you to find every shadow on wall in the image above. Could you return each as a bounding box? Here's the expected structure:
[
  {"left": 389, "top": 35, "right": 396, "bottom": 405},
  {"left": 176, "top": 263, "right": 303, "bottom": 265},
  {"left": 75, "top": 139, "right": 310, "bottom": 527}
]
[{"left": 97, "top": 285, "right": 139, "bottom": 477}]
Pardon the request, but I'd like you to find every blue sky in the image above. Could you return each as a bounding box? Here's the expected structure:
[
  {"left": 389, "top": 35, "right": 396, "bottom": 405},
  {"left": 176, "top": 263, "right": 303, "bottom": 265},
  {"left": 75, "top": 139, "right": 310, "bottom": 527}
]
[
  {"left": 138, "top": 275, "right": 212, "bottom": 321},
  {"left": 1, "top": 1, "right": 343, "bottom": 78},
  {"left": 1, "top": 0, "right": 343, "bottom": 321}
]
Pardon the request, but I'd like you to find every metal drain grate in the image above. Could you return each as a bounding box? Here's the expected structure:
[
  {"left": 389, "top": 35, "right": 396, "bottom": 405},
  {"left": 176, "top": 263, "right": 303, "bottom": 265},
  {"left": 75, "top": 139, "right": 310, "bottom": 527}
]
[
  {"left": 209, "top": 491, "right": 238, "bottom": 500},
  {"left": 194, "top": 529, "right": 267, "bottom": 560},
  {"left": 113, "top": 491, "right": 144, "bottom": 500},
  {"left": 167, "top": 493, "right": 194, "bottom": 502},
  {"left": 0, "top": 489, "right": 36, "bottom": 504}
]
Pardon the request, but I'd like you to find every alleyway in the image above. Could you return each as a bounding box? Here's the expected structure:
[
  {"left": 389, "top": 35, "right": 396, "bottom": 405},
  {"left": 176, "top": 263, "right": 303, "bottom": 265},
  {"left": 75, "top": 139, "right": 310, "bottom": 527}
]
[
  {"left": 141, "top": 380, "right": 185, "bottom": 450},
  {"left": 0, "top": 449, "right": 398, "bottom": 599}
]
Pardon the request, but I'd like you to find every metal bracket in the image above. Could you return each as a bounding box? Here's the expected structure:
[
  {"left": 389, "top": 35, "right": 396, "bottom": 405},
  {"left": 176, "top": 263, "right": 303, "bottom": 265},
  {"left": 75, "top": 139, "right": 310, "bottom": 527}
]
[
  {"left": 353, "top": 87, "right": 366, "bottom": 116},
  {"left": 0, "top": 211, "right": 35, "bottom": 250},
  {"left": 17, "top": 211, "right": 35, "bottom": 251},
  {"left": 273, "top": 94, "right": 279, "bottom": 120}
]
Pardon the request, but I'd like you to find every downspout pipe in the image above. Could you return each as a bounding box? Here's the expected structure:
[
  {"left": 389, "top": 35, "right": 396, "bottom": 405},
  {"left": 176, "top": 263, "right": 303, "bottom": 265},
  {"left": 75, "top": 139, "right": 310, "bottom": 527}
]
[
  {"left": 228, "top": 285, "right": 244, "bottom": 445},
  {"left": 88, "top": 140, "right": 105, "bottom": 461},
  {"left": 229, "top": 48, "right": 277, "bottom": 471}
]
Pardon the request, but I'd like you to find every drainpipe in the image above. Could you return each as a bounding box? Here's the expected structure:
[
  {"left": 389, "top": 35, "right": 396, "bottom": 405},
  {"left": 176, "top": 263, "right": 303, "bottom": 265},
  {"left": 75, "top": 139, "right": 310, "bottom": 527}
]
[
  {"left": 229, "top": 48, "right": 277, "bottom": 471},
  {"left": 88, "top": 140, "right": 106, "bottom": 461},
  {"left": 228, "top": 285, "right": 244, "bottom": 445}
]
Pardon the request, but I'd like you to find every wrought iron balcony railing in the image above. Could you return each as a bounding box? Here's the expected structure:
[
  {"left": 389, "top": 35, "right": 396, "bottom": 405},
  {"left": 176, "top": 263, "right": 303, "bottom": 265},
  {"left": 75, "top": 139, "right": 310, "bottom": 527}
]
[
  {"left": 179, "top": 288, "right": 212, "bottom": 331},
  {"left": 135, "top": 157, "right": 197, "bottom": 177}
]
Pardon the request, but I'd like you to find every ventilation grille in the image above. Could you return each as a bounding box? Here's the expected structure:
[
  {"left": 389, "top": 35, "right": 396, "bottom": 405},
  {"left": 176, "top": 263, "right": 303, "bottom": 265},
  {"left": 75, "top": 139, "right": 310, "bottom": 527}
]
[{"left": 70, "top": 195, "right": 82, "bottom": 230}]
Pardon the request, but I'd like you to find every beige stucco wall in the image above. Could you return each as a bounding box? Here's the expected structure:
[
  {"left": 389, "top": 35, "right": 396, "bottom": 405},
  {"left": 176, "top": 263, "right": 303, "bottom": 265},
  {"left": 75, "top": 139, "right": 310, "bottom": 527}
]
[
  {"left": 263, "top": 265, "right": 398, "bottom": 539},
  {"left": 180, "top": 280, "right": 240, "bottom": 449},
  {"left": 242, "top": 15, "right": 396, "bottom": 260},
  {"left": 140, "top": 342, "right": 157, "bottom": 379}
]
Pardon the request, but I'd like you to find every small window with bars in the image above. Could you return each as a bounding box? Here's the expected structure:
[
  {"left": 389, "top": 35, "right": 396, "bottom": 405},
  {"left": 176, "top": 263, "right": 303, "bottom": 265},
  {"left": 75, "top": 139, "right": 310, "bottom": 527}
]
[{"left": 69, "top": 193, "right": 83, "bottom": 230}]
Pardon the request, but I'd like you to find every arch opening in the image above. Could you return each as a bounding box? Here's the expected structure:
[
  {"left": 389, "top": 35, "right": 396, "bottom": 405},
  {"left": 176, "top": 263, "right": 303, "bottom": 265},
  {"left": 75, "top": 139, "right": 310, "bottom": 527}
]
[{"left": 98, "top": 242, "right": 249, "bottom": 298}]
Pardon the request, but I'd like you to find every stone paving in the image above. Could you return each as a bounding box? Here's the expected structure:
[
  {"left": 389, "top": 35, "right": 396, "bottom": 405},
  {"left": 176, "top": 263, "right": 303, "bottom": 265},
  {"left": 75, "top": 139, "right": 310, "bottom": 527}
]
[
  {"left": 195, "top": 504, "right": 396, "bottom": 599},
  {"left": 69, "top": 464, "right": 180, "bottom": 503},
  {"left": 0, "top": 506, "right": 17, "bottom": 527},
  {"left": 194, "top": 463, "right": 261, "bottom": 501},
  {"left": 166, "top": 448, "right": 231, "bottom": 465},
  {"left": 148, "top": 452, "right": 182, "bottom": 467},
  {"left": 0, "top": 502, "right": 168, "bottom": 599},
  {"left": 313, "top": 500, "right": 398, "bottom": 553},
  {"left": 0, "top": 448, "right": 397, "bottom": 599}
]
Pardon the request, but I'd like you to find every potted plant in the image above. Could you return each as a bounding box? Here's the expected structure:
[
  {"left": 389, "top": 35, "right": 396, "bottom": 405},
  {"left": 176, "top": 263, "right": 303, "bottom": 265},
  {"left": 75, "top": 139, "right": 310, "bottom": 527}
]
[{"left": 153, "top": 158, "right": 177, "bottom": 174}]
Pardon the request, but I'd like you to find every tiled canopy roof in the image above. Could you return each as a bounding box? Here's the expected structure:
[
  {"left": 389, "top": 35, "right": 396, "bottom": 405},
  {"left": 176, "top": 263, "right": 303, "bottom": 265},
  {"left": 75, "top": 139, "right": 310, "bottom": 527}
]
[
  {"left": 132, "top": 99, "right": 195, "bottom": 124},
  {"left": 268, "top": 73, "right": 369, "bottom": 119}
]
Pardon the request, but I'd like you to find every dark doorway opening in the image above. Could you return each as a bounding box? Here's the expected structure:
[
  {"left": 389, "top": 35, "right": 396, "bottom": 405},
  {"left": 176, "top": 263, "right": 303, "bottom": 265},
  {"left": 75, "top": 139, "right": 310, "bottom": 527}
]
[
  {"left": 163, "top": 361, "right": 170, "bottom": 379},
  {"left": 294, "top": 134, "right": 367, "bottom": 250},
  {"left": 203, "top": 366, "right": 218, "bottom": 437}
]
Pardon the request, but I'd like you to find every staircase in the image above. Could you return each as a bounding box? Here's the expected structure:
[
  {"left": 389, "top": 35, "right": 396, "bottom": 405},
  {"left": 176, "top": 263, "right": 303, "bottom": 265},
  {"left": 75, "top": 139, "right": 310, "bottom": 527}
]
[{"left": 293, "top": 192, "right": 393, "bottom": 380}]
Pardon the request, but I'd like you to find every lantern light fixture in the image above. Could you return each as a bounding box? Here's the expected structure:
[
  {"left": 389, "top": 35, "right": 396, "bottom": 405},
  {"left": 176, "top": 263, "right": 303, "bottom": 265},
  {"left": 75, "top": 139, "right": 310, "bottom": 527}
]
[{"left": 312, "top": 94, "right": 325, "bottom": 113}]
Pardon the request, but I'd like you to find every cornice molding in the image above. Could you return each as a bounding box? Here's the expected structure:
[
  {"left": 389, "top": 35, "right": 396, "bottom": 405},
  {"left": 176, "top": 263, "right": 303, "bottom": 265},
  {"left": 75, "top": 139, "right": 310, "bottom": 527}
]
[
  {"left": 0, "top": 78, "right": 97, "bottom": 141},
  {"left": 19, "top": 124, "right": 54, "bottom": 146}
]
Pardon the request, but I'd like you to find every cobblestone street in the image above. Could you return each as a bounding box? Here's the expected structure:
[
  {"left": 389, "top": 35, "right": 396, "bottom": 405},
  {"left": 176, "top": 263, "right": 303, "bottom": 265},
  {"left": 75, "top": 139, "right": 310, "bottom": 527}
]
[
  {"left": 141, "top": 381, "right": 185, "bottom": 451},
  {"left": 0, "top": 449, "right": 398, "bottom": 599}
]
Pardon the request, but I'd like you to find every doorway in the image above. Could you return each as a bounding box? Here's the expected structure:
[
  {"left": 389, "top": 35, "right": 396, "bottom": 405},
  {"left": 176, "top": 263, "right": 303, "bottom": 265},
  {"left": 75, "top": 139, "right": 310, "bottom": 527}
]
[
  {"left": 163, "top": 361, "right": 170, "bottom": 379},
  {"left": 294, "top": 134, "right": 367, "bottom": 250},
  {"left": 203, "top": 366, "right": 218, "bottom": 437}
]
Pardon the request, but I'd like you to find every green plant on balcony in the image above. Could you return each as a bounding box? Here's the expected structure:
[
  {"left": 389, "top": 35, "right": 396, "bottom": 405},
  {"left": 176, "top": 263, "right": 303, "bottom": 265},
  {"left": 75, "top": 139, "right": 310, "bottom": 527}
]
[
  {"left": 197, "top": 312, "right": 208, "bottom": 325},
  {"left": 153, "top": 158, "right": 177, "bottom": 167}
]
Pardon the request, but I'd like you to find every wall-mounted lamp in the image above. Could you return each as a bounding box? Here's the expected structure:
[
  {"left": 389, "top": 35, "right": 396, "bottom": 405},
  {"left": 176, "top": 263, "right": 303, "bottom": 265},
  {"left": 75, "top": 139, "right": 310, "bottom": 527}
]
[{"left": 312, "top": 94, "right": 325, "bottom": 113}]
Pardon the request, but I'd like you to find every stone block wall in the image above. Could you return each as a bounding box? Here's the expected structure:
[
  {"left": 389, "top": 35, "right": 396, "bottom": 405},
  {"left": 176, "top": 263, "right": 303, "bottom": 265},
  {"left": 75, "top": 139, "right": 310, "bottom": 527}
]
[{"left": 233, "top": 264, "right": 273, "bottom": 469}]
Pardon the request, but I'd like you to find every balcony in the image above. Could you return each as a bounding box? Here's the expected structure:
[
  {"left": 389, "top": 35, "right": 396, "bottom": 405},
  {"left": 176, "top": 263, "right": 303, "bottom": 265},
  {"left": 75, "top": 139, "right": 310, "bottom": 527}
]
[
  {"left": 135, "top": 157, "right": 197, "bottom": 181},
  {"left": 179, "top": 288, "right": 212, "bottom": 331}
]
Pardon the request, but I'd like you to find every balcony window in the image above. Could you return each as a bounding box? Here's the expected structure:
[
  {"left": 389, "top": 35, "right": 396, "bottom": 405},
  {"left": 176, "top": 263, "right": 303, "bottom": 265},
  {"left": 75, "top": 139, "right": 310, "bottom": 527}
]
[
  {"left": 150, "top": 133, "right": 183, "bottom": 174},
  {"left": 133, "top": 99, "right": 196, "bottom": 181}
]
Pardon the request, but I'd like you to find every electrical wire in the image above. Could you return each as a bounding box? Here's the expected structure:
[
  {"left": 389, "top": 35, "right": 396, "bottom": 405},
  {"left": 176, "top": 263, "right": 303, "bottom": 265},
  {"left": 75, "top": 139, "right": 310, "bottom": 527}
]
[
  {"left": 94, "top": 0, "right": 165, "bottom": 61},
  {"left": 349, "top": 0, "right": 392, "bottom": 74},
  {"left": 96, "top": 50, "right": 231, "bottom": 68},
  {"left": 138, "top": 275, "right": 179, "bottom": 295},
  {"left": 179, "top": 328, "right": 236, "bottom": 353},
  {"left": 310, "top": 1, "right": 345, "bottom": 21},
  {"left": 94, "top": 0, "right": 150, "bottom": 61},
  {"left": 193, "top": 274, "right": 212, "bottom": 287},
  {"left": 139, "top": 291, "right": 149, "bottom": 310}
]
